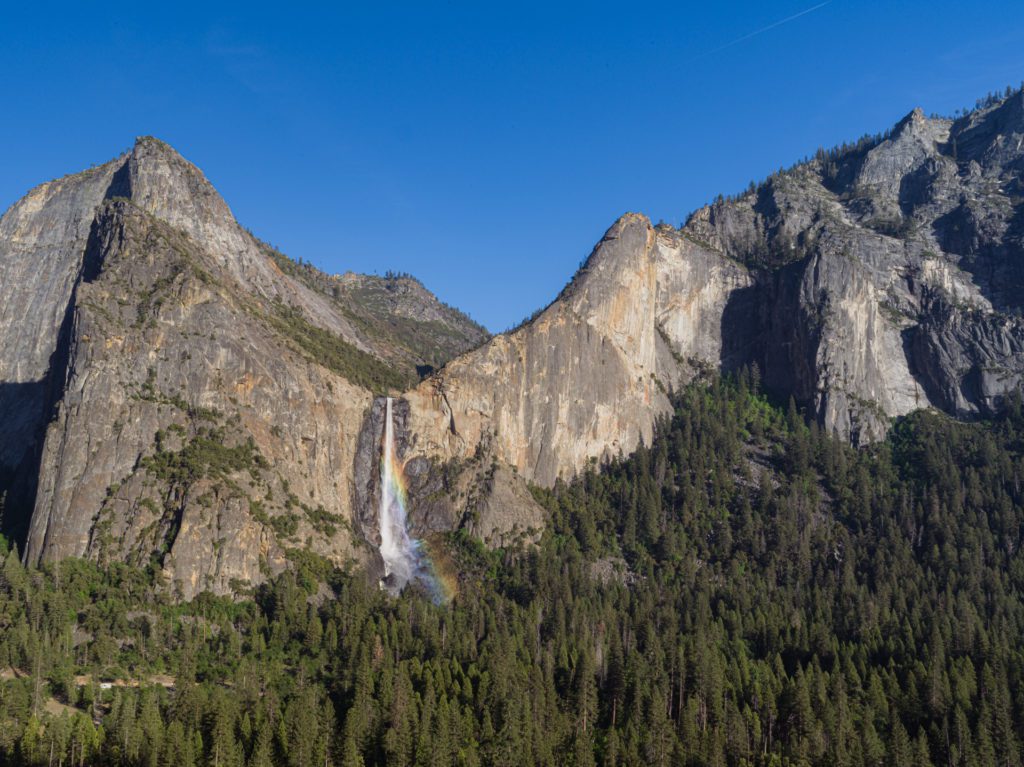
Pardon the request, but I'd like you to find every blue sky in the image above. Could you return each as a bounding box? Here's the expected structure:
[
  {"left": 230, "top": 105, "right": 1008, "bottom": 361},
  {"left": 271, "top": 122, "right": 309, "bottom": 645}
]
[{"left": 3, "top": 2, "right": 1023, "bottom": 331}]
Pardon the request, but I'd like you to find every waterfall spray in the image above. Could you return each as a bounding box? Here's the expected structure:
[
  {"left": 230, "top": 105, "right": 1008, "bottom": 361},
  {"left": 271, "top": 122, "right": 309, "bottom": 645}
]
[
  {"left": 378, "top": 397, "right": 456, "bottom": 603},
  {"left": 379, "top": 397, "right": 416, "bottom": 589}
]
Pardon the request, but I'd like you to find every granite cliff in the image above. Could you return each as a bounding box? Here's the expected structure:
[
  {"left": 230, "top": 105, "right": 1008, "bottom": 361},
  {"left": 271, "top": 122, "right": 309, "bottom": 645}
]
[
  {"left": 5, "top": 87, "right": 1024, "bottom": 595},
  {"left": 0, "top": 137, "right": 484, "bottom": 596},
  {"left": 393, "top": 89, "right": 1024, "bottom": 491},
  {"left": 390, "top": 90, "right": 1024, "bottom": 504},
  {"left": 682, "top": 96, "right": 1024, "bottom": 440}
]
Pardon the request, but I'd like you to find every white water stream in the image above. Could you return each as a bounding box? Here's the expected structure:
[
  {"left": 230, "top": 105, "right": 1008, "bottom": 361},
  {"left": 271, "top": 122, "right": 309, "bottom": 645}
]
[{"left": 379, "top": 397, "right": 416, "bottom": 591}]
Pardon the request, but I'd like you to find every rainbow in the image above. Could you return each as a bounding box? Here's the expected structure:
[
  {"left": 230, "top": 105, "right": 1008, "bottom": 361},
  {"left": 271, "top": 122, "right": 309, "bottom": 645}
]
[{"left": 379, "top": 397, "right": 456, "bottom": 604}]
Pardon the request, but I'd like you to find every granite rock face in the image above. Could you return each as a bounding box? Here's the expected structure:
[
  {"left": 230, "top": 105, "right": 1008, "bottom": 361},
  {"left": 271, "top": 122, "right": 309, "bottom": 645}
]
[
  {"left": 23, "top": 198, "right": 375, "bottom": 597},
  {"left": 401, "top": 215, "right": 748, "bottom": 485},
  {"left": 0, "top": 138, "right": 483, "bottom": 596},
  {"left": 0, "top": 156, "right": 128, "bottom": 540},
  {"left": 679, "top": 93, "right": 1024, "bottom": 440},
  {"left": 394, "top": 90, "right": 1024, "bottom": 487},
  {"left": 6, "top": 88, "right": 1024, "bottom": 594}
]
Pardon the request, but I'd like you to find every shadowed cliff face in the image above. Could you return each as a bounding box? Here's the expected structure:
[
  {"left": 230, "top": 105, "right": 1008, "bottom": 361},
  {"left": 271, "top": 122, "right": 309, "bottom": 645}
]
[
  {"left": 0, "top": 156, "right": 129, "bottom": 543},
  {"left": 675, "top": 95, "right": 1024, "bottom": 440}
]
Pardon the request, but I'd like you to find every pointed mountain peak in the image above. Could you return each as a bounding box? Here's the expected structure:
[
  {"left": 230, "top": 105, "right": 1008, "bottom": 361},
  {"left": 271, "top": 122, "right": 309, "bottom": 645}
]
[
  {"left": 133, "top": 135, "right": 180, "bottom": 154},
  {"left": 558, "top": 213, "right": 653, "bottom": 297},
  {"left": 550, "top": 212, "right": 658, "bottom": 331},
  {"left": 609, "top": 211, "right": 653, "bottom": 231},
  {"left": 83, "top": 136, "right": 284, "bottom": 296},
  {"left": 124, "top": 136, "right": 235, "bottom": 233},
  {"left": 596, "top": 212, "right": 654, "bottom": 251},
  {"left": 892, "top": 107, "right": 932, "bottom": 138}
]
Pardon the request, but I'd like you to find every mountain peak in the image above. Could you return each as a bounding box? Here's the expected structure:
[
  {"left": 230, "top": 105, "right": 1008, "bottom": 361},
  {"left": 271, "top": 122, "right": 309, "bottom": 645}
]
[
  {"left": 133, "top": 135, "right": 179, "bottom": 155},
  {"left": 579, "top": 213, "right": 653, "bottom": 270},
  {"left": 552, "top": 212, "right": 655, "bottom": 314},
  {"left": 889, "top": 105, "right": 945, "bottom": 142},
  {"left": 124, "top": 136, "right": 235, "bottom": 235}
]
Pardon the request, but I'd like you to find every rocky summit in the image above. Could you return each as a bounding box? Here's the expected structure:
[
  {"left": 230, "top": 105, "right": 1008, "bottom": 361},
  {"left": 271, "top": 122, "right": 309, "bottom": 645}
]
[{"left": 4, "top": 88, "right": 1024, "bottom": 596}]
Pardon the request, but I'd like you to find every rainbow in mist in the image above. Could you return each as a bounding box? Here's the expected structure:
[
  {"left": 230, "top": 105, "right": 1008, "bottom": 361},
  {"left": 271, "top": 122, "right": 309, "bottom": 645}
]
[{"left": 379, "top": 397, "right": 457, "bottom": 604}]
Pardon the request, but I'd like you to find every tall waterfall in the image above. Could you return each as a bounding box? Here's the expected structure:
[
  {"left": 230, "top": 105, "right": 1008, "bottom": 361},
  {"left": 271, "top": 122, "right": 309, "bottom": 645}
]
[
  {"left": 379, "top": 397, "right": 417, "bottom": 590},
  {"left": 378, "top": 397, "right": 455, "bottom": 602}
]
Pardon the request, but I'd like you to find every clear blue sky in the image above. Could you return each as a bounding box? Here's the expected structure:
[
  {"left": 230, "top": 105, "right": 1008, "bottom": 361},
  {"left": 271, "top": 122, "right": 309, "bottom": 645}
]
[{"left": 3, "top": 2, "right": 1023, "bottom": 331}]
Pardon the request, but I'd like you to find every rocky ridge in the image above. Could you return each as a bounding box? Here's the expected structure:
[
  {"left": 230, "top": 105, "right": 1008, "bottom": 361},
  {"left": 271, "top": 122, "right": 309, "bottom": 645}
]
[
  {"left": 352, "top": 90, "right": 1024, "bottom": 530},
  {"left": 5, "top": 87, "right": 1024, "bottom": 595}
]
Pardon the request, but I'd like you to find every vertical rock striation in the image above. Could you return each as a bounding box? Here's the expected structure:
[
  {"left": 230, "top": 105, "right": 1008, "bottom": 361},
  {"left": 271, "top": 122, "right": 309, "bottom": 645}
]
[{"left": 0, "top": 157, "right": 128, "bottom": 539}]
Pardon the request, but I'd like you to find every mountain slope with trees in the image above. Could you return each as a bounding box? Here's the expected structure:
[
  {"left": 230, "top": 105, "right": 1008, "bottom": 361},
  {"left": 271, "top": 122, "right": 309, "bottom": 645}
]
[{"left": 2, "top": 372, "right": 1023, "bottom": 766}]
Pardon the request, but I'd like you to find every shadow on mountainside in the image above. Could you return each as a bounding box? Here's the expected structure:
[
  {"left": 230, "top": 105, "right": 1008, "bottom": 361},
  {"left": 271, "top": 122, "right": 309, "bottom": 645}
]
[{"left": 0, "top": 380, "right": 48, "bottom": 554}]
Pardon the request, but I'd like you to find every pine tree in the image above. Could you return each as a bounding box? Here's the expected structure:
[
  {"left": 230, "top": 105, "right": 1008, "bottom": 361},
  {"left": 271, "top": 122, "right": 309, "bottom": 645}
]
[{"left": 248, "top": 726, "right": 275, "bottom": 767}]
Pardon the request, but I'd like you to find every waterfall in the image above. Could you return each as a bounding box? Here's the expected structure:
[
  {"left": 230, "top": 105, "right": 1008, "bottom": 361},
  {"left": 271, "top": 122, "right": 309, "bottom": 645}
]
[
  {"left": 377, "top": 397, "right": 457, "bottom": 603},
  {"left": 379, "top": 397, "right": 416, "bottom": 591}
]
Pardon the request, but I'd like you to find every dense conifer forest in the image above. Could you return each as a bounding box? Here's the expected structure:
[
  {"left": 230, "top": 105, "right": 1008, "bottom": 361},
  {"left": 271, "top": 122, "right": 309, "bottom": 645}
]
[{"left": 2, "top": 373, "right": 1024, "bottom": 766}]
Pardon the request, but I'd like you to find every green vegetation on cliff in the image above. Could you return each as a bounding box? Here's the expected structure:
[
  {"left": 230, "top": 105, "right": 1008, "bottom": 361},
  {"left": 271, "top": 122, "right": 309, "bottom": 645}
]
[{"left": 267, "top": 302, "right": 414, "bottom": 393}]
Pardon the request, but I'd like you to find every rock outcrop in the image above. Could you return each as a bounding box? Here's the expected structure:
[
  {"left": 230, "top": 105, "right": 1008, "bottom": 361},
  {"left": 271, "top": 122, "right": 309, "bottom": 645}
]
[
  {"left": 680, "top": 92, "right": 1024, "bottom": 440},
  {"left": 400, "top": 215, "right": 748, "bottom": 485}
]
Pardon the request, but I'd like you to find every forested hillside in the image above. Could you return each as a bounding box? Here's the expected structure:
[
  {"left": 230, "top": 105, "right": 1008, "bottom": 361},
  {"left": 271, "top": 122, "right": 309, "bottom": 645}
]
[{"left": 2, "top": 373, "right": 1023, "bottom": 766}]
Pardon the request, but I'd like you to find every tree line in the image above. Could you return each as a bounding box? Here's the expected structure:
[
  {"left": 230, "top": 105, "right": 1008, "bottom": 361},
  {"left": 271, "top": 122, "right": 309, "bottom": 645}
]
[{"left": 1, "top": 372, "right": 1024, "bottom": 765}]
